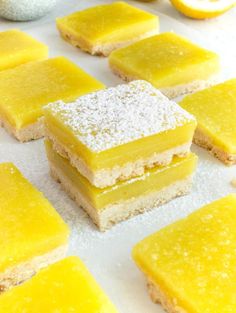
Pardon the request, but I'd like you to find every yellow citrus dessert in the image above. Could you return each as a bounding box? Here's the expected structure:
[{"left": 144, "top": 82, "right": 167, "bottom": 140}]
[
  {"left": 44, "top": 80, "right": 196, "bottom": 189},
  {"left": 180, "top": 78, "right": 236, "bottom": 165},
  {"left": 109, "top": 32, "right": 220, "bottom": 98},
  {"left": 45, "top": 140, "right": 197, "bottom": 231},
  {"left": 0, "top": 256, "right": 118, "bottom": 312},
  {"left": 170, "top": 0, "right": 236, "bottom": 19},
  {"left": 0, "top": 29, "right": 48, "bottom": 71},
  {"left": 0, "top": 56, "right": 105, "bottom": 142},
  {"left": 133, "top": 194, "right": 236, "bottom": 313},
  {"left": 56, "top": 1, "right": 159, "bottom": 56},
  {"left": 0, "top": 162, "right": 69, "bottom": 291}
]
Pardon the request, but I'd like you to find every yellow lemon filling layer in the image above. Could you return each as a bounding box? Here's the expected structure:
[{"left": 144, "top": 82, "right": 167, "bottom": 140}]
[
  {"left": 0, "top": 29, "right": 48, "bottom": 71},
  {"left": 45, "top": 116, "right": 196, "bottom": 171},
  {"left": 0, "top": 257, "right": 118, "bottom": 313},
  {"left": 45, "top": 140, "right": 197, "bottom": 210},
  {"left": 0, "top": 57, "right": 104, "bottom": 130},
  {"left": 180, "top": 78, "right": 236, "bottom": 154},
  {"left": 56, "top": 2, "right": 158, "bottom": 46},
  {"left": 0, "top": 162, "right": 69, "bottom": 273},
  {"left": 109, "top": 32, "right": 220, "bottom": 88},
  {"left": 133, "top": 194, "right": 236, "bottom": 313}
]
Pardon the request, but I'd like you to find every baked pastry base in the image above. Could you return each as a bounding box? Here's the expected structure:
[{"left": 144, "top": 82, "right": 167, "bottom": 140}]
[
  {"left": 58, "top": 28, "right": 159, "bottom": 57},
  {"left": 0, "top": 117, "right": 44, "bottom": 142},
  {"left": 46, "top": 133, "right": 192, "bottom": 189},
  {"left": 0, "top": 244, "right": 67, "bottom": 292},
  {"left": 110, "top": 64, "right": 219, "bottom": 99},
  {"left": 194, "top": 128, "right": 236, "bottom": 165},
  {"left": 147, "top": 278, "right": 187, "bottom": 313},
  {"left": 50, "top": 161, "right": 192, "bottom": 231}
]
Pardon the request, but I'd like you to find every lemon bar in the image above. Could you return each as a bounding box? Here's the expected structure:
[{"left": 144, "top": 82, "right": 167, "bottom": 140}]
[
  {"left": 180, "top": 78, "right": 236, "bottom": 165},
  {"left": 0, "top": 163, "right": 69, "bottom": 292},
  {"left": 0, "top": 256, "right": 118, "bottom": 312},
  {"left": 0, "top": 29, "right": 48, "bottom": 71},
  {"left": 109, "top": 32, "right": 220, "bottom": 98},
  {"left": 0, "top": 56, "right": 104, "bottom": 142},
  {"left": 56, "top": 1, "right": 159, "bottom": 57},
  {"left": 133, "top": 194, "right": 236, "bottom": 313},
  {"left": 45, "top": 80, "right": 196, "bottom": 188},
  {"left": 45, "top": 140, "right": 197, "bottom": 231}
]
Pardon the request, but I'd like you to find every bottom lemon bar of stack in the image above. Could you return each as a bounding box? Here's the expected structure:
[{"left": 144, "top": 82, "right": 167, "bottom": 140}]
[
  {"left": 45, "top": 140, "right": 197, "bottom": 231},
  {"left": 0, "top": 162, "right": 69, "bottom": 292},
  {"left": 132, "top": 194, "right": 236, "bottom": 313},
  {"left": 0, "top": 256, "right": 118, "bottom": 312}
]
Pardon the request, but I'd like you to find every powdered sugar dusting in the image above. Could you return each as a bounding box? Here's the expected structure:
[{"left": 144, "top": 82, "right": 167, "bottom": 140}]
[{"left": 46, "top": 80, "right": 195, "bottom": 152}]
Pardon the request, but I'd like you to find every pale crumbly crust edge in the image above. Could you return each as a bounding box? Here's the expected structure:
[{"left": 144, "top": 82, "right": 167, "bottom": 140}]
[
  {"left": 46, "top": 133, "right": 192, "bottom": 189},
  {"left": 49, "top": 161, "right": 193, "bottom": 231},
  {"left": 0, "top": 244, "right": 68, "bottom": 293},
  {"left": 147, "top": 278, "right": 188, "bottom": 313},
  {"left": 0, "top": 117, "right": 44, "bottom": 142},
  {"left": 194, "top": 128, "right": 236, "bottom": 165},
  {"left": 109, "top": 63, "right": 220, "bottom": 99},
  {"left": 57, "top": 27, "right": 159, "bottom": 57}
]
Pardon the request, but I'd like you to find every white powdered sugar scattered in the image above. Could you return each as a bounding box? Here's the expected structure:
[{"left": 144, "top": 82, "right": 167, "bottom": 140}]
[{"left": 46, "top": 80, "right": 195, "bottom": 152}]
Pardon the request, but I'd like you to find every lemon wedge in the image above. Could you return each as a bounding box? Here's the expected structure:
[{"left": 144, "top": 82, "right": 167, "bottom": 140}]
[{"left": 170, "top": 0, "right": 236, "bottom": 19}]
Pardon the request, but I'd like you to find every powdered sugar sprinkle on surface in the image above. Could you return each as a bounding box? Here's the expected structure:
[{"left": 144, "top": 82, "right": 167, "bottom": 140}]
[{"left": 46, "top": 80, "right": 195, "bottom": 152}]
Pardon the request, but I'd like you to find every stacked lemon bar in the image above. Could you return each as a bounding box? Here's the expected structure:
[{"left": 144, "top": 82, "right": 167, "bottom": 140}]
[{"left": 44, "top": 80, "right": 197, "bottom": 231}]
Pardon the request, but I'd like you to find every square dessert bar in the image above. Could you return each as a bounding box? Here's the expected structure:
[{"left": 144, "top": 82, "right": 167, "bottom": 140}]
[
  {"left": 180, "top": 78, "right": 236, "bottom": 165},
  {"left": 133, "top": 194, "right": 236, "bottom": 313},
  {"left": 0, "top": 56, "right": 104, "bottom": 142},
  {"left": 0, "top": 29, "right": 48, "bottom": 71},
  {"left": 0, "top": 163, "right": 69, "bottom": 292},
  {"left": 109, "top": 32, "right": 220, "bottom": 98},
  {"left": 45, "top": 140, "right": 197, "bottom": 231},
  {"left": 56, "top": 1, "right": 159, "bottom": 56},
  {"left": 0, "top": 257, "right": 118, "bottom": 312},
  {"left": 44, "top": 80, "right": 196, "bottom": 188}
]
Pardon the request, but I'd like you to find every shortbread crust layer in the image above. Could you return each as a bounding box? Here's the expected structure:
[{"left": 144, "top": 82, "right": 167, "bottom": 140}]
[
  {"left": 147, "top": 278, "right": 185, "bottom": 313},
  {"left": 0, "top": 117, "right": 44, "bottom": 142},
  {"left": 111, "top": 64, "right": 219, "bottom": 99},
  {"left": 194, "top": 128, "right": 236, "bottom": 165},
  {"left": 47, "top": 133, "right": 192, "bottom": 188},
  {"left": 0, "top": 245, "right": 67, "bottom": 293},
  {"left": 58, "top": 27, "right": 159, "bottom": 57}
]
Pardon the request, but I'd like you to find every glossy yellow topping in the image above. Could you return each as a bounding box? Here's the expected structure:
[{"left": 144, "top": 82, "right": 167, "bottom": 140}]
[
  {"left": 56, "top": 2, "right": 158, "bottom": 45},
  {"left": 180, "top": 78, "right": 236, "bottom": 154},
  {"left": 0, "top": 257, "right": 118, "bottom": 312},
  {"left": 45, "top": 140, "right": 197, "bottom": 210},
  {"left": 133, "top": 194, "right": 236, "bottom": 313},
  {"left": 0, "top": 29, "right": 48, "bottom": 71},
  {"left": 0, "top": 162, "right": 69, "bottom": 273},
  {"left": 109, "top": 32, "right": 220, "bottom": 88},
  {"left": 0, "top": 56, "right": 104, "bottom": 129}
]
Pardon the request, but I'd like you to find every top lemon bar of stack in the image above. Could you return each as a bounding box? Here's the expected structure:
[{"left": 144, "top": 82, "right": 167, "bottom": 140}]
[
  {"left": 56, "top": 1, "right": 159, "bottom": 56},
  {"left": 45, "top": 80, "right": 196, "bottom": 188},
  {"left": 0, "top": 29, "right": 48, "bottom": 71}
]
